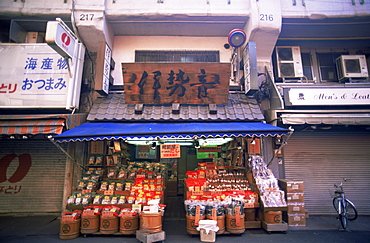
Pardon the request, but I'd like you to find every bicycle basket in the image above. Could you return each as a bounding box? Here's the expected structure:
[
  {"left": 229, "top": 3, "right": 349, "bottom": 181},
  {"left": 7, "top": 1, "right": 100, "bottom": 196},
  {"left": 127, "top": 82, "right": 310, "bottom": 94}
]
[{"left": 328, "top": 188, "right": 341, "bottom": 198}]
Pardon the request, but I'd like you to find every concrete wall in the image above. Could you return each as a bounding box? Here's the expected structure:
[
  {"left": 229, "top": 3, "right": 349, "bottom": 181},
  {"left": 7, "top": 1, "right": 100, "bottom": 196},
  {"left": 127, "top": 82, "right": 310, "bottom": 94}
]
[{"left": 111, "top": 36, "right": 232, "bottom": 85}]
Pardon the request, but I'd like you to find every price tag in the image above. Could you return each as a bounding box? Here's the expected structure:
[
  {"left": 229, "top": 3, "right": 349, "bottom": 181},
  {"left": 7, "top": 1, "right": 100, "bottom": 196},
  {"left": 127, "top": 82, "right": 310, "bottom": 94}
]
[
  {"left": 82, "top": 210, "right": 95, "bottom": 216},
  {"left": 211, "top": 208, "right": 217, "bottom": 220},
  {"left": 82, "top": 190, "right": 92, "bottom": 194},
  {"left": 195, "top": 206, "right": 200, "bottom": 226},
  {"left": 104, "top": 190, "right": 114, "bottom": 195},
  {"left": 62, "top": 215, "right": 74, "bottom": 221},
  {"left": 192, "top": 191, "right": 204, "bottom": 196},
  {"left": 102, "top": 211, "right": 114, "bottom": 216},
  {"left": 244, "top": 203, "right": 254, "bottom": 208},
  {"left": 235, "top": 207, "right": 241, "bottom": 226}
]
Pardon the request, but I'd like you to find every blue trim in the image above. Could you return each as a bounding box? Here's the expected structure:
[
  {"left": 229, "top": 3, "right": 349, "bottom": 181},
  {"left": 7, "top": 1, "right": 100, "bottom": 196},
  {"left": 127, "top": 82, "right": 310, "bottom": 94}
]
[{"left": 54, "top": 122, "right": 289, "bottom": 142}]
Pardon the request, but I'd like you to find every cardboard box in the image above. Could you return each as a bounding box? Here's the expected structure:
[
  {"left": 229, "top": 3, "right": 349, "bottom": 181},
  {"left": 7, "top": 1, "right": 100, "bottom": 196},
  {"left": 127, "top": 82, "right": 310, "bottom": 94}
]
[
  {"left": 278, "top": 179, "right": 304, "bottom": 193},
  {"left": 284, "top": 213, "right": 306, "bottom": 226},
  {"left": 287, "top": 203, "right": 305, "bottom": 214},
  {"left": 200, "top": 229, "right": 216, "bottom": 242},
  {"left": 286, "top": 193, "right": 305, "bottom": 203}
]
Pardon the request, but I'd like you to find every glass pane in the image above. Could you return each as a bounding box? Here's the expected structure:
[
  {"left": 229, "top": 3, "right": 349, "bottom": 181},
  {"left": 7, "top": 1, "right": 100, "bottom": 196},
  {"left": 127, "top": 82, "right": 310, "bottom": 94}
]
[
  {"left": 318, "top": 53, "right": 334, "bottom": 66},
  {"left": 303, "top": 67, "right": 312, "bottom": 80},
  {"left": 320, "top": 67, "right": 336, "bottom": 81}
]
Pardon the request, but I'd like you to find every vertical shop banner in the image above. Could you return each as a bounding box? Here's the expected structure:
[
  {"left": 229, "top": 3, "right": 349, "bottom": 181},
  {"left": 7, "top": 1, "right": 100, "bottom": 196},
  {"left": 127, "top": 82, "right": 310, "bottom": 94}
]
[
  {"left": 160, "top": 144, "right": 181, "bottom": 158},
  {"left": 0, "top": 44, "right": 71, "bottom": 108},
  {"left": 122, "top": 63, "right": 230, "bottom": 105}
]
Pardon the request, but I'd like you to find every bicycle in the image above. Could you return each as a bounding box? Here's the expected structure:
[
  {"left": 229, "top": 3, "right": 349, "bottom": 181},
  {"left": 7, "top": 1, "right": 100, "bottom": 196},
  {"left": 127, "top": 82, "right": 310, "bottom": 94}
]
[{"left": 332, "top": 178, "right": 358, "bottom": 230}]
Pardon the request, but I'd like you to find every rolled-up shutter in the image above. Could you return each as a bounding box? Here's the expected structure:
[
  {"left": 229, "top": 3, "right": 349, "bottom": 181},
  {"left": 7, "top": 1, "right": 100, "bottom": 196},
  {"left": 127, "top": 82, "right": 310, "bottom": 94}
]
[
  {"left": 0, "top": 140, "right": 67, "bottom": 213},
  {"left": 283, "top": 131, "right": 370, "bottom": 216}
]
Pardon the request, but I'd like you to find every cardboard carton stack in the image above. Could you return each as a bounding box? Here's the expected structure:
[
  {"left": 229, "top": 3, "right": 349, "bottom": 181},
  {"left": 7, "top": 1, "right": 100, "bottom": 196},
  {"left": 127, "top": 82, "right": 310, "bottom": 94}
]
[{"left": 278, "top": 179, "right": 306, "bottom": 226}]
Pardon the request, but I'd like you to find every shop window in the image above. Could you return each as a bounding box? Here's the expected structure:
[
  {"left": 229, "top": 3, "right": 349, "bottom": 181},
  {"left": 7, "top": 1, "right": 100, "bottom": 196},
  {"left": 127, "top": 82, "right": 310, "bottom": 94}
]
[{"left": 135, "top": 50, "right": 219, "bottom": 63}]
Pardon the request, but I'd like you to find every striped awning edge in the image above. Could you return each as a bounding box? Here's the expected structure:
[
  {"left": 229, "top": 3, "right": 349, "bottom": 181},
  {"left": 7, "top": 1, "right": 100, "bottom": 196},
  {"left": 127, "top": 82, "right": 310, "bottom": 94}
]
[{"left": 0, "top": 119, "right": 65, "bottom": 135}]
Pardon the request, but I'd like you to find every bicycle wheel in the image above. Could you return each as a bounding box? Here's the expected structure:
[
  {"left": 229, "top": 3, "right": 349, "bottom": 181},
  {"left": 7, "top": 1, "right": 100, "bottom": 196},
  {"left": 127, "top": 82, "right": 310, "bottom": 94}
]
[
  {"left": 345, "top": 199, "right": 358, "bottom": 221},
  {"left": 332, "top": 197, "right": 340, "bottom": 213},
  {"left": 339, "top": 200, "right": 348, "bottom": 230},
  {"left": 339, "top": 213, "right": 348, "bottom": 229}
]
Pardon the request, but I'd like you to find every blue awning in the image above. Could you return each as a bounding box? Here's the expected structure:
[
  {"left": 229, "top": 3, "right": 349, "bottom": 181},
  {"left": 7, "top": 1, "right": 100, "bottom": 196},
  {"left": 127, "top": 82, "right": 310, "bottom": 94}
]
[{"left": 53, "top": 122, "right": 290, "bottom": 142}]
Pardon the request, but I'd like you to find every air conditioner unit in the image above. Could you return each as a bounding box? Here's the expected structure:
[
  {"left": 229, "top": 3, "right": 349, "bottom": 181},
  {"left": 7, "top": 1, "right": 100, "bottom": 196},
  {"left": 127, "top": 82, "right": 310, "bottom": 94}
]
[
  {"left": 276, "top": 46, "right": 304, "bottom": 78},
  {"left": 336, "top": 55, "right": 369, "bottom": 81}
]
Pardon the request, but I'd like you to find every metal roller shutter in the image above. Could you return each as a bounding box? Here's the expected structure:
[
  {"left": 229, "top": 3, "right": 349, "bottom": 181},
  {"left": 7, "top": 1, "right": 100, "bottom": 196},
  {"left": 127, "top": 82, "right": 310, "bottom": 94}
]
[
  {"left": 0, "top": 140, "right": 67, "bottom": 213},
  {"left": 283, "top": 131, "right": 370, "bottom": 216}
]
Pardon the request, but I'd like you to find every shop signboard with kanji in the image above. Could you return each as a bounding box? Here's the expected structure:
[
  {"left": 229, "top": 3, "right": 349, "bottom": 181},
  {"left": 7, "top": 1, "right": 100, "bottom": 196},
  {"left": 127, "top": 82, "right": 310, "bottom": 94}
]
[
  {"left": 0, "top": 44, "right": 74, "bottom": 109},
  {"left": 122, "top": 63, "right": 230, "bottom": 105}
]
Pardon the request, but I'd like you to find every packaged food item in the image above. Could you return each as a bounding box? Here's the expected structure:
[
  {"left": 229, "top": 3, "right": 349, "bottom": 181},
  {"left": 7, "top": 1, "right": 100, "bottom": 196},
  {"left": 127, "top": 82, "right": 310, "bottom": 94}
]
[
  {"left": 99, "top": 181, "right": 109, "bottom": 191},
  {"left": 74, "top": 193, "right": 83, "bottom": 205},
  {"left": 95, "top": 156, "right": 103, "bottom": 166},
  {"left": 88, "top": 156, "right": 95, "bottom": 165},
  {"left": 82, "top": 193, "right": 93, "bottom": 206},
  {"left": 77, "top": 180, "right": 86, "bottom": 190},
  {"left": 93, "top": 194, "right": 103, "bottom": 204},
  {"left": 102, "top": 195, "right": 111, "bottom": 204},
  {"left": 117, "top": 196, "right": 126, "bottom": 204},
  {"left": 116, "top": 182, "right": 124, "bottom": 191},
  {"left": 86, "top": 180, "right": 98, "bottom": 190},
  {"left": 110, "top": 195, "right": 119, "bottom": 204},
  {"left": 107, "top": 168, "right": 117, "bottom": 178}
]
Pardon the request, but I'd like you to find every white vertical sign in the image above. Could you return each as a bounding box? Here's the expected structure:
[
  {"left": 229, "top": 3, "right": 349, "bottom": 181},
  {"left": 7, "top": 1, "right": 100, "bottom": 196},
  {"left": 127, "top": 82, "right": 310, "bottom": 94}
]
[{"left": 102, "top": 43, "right": 112, "bottom": 95}]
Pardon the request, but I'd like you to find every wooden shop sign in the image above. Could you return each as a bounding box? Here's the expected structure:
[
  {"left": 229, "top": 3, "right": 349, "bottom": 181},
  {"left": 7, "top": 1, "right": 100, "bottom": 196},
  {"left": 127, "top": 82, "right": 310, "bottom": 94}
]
[{"left": 122, "top": 63, "right": 230, "bottom": 105}]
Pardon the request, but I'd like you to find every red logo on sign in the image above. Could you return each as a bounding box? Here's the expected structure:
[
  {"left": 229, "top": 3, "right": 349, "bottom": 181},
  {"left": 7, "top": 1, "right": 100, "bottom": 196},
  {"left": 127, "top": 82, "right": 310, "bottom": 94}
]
[
  {"left": 61, "top": 33, "right": 71, "bottom": 46},
  {"left": 0, "top": 154, "right": 32, "bottom": 183}
]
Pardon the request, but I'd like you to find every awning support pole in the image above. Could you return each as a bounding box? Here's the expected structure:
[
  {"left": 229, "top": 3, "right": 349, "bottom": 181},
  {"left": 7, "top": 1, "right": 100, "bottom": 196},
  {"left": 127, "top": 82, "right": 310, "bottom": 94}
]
[
  {"left": 48, "top": 136, "right": 86, "bottom": 170},
  {"left": 267, "top": 127, "right": 294, "bottom": 167}
]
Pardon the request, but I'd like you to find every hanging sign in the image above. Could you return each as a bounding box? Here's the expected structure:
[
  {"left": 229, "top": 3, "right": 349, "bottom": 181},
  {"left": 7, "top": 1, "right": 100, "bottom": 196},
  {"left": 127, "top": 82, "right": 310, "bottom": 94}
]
[
  {"left": 45, "top": 19, "right": 77, "bottom": 58},
  {"left": 95, "top": 42, "right": 113, "bottom": 95},
  {"left": 160, "top": 144, "right": 181, "bottom": 158}
]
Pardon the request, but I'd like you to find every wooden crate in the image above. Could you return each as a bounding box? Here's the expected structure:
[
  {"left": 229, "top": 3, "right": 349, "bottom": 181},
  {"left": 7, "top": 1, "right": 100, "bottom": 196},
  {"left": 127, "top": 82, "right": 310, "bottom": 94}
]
[{"left": 261, "top": 220, "right": 288, "bottom": 233}]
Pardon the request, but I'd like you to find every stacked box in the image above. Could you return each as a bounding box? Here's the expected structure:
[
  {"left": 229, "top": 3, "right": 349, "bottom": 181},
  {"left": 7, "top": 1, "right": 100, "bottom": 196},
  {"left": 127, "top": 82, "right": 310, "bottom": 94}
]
[{"left": 278, "top": 179, "right": 306, "bottom": 226}]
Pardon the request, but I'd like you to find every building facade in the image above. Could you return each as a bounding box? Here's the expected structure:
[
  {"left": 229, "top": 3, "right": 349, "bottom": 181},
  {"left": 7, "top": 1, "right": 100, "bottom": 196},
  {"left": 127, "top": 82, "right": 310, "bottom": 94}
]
[{"left": 0, "top": 0, "right": 369, "bottom": 215}]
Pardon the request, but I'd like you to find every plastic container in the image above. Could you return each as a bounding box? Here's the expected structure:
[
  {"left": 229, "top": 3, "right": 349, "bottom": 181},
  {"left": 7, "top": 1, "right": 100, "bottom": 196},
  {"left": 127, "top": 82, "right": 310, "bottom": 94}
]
[{"left": 206, "top": 215, "right": 225, "bottom": 234}]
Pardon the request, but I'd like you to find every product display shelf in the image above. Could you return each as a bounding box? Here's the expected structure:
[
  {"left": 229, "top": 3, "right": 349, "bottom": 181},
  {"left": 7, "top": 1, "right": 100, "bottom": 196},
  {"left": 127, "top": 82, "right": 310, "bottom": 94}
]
[{"left": 244, "top": 202, "right": 261, "bottom": 229}]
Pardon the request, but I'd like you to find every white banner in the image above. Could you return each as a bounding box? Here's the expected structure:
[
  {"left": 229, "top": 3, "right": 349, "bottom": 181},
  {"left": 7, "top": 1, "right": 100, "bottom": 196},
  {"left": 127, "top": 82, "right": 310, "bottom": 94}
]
[
  {"left": 286, "top": 88, "right": 370, "bottom": 106},
  {"left": 0, "top": 44, "right": 71, "bottom": 108}
]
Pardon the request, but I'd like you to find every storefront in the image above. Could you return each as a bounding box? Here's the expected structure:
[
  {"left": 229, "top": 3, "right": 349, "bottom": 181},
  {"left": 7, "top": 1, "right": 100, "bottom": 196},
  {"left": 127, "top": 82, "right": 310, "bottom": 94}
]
[
  {"left": 53, "top": 92, "right": 291, "bottom": 197},
  {"left": 0, "top": 114, "right": 87, "bottom": 213},
  {"left": 274, "top": 87, "right": 370, "bottom": 216},
  {"left": 52, "top": 90, "right": 297, "bottom": 237},
  {"left": 282, "top": 127, "right": 370, "bottom": 216}
]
